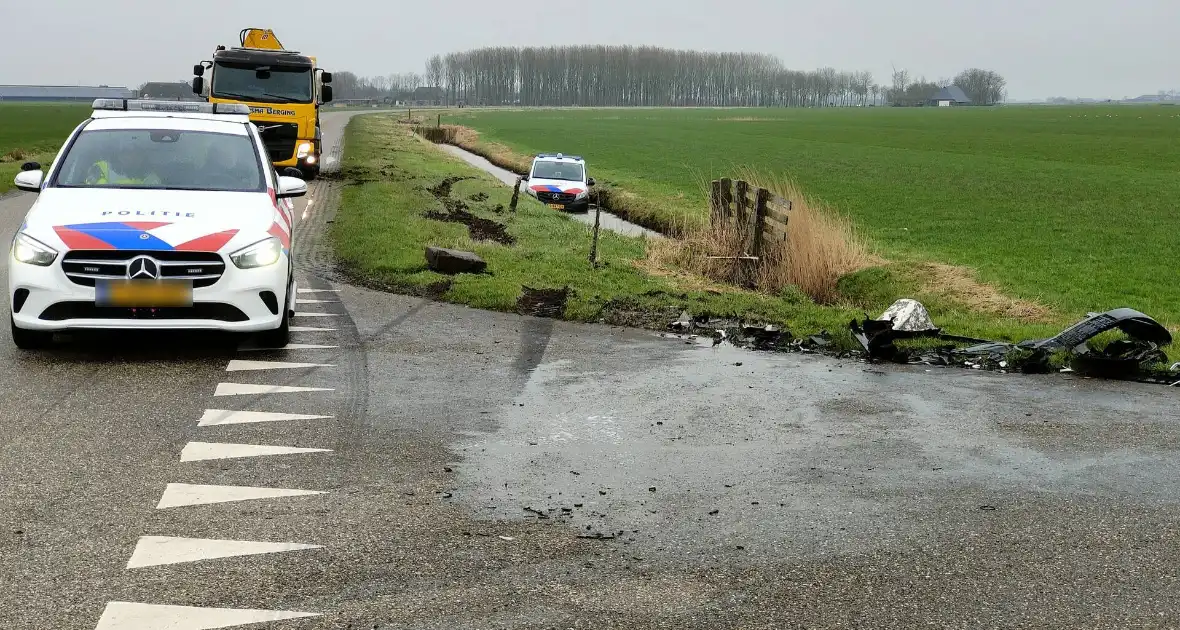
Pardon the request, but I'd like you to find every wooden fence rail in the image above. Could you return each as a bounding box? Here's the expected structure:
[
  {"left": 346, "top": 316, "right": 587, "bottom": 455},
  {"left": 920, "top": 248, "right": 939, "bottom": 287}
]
[{"left": 709, "top": 179, "right": 792, "bottom": 284}]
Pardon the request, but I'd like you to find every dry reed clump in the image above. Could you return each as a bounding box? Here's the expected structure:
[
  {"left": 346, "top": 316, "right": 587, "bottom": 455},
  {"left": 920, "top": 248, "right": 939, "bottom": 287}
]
[
  {"left": 910, "top": 262, "right": 1052, "bottom": 321},
  {"left": 0, "top": 148, "right": 32, "bottom": 163},
  {"left": 648, "top": 171, "right": 877, "bottom": 304}
]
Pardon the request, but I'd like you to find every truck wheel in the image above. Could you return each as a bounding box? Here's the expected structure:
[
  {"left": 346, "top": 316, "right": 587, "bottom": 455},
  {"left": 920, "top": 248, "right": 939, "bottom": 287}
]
[
  {"left": 301, "top": 164, "right": 320, "bottom": 181},
  {"left": 11, "top": 316, "right": 51, "bottom": 350}
]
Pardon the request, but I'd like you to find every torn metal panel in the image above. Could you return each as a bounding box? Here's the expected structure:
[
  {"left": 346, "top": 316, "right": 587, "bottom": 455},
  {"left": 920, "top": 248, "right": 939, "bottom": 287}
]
[
  {"left": 1071, "top": 340, "right": 1169, "bottom": 380},
  {"left": 1028, "top": 308, "right": 1173, "bottom": 352}
]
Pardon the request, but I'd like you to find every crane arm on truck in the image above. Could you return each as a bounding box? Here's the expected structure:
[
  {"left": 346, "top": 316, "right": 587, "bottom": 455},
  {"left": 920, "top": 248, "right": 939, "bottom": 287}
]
[{"left": 240, "top": 28, "right": 285, "bottom": 50}]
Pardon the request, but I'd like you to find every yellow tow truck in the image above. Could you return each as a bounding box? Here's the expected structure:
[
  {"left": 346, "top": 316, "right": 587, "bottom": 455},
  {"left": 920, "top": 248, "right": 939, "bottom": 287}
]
[{"left": 192, "top": 28, "right": 333, "bottom": 179}]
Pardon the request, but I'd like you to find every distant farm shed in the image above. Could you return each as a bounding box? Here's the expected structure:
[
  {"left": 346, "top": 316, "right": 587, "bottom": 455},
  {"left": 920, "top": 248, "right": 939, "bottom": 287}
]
[
  {"left": 0, "top": 85, "right": 135, "bottom": 102},
  {"left": 930, "top": 86, "right": 971, "bottom": 107}
]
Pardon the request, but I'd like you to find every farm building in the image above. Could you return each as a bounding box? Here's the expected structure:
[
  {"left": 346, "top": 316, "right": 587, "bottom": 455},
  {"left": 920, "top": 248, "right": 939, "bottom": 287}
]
[
  {"left": 407, "top": 86, "right": 444, "bottom": 106},
  {"left": 0, "top": 85, "right": 135, "bottom": 102},
  {"left": 930, "top": 86, "right": 972, "bottom": 107}
]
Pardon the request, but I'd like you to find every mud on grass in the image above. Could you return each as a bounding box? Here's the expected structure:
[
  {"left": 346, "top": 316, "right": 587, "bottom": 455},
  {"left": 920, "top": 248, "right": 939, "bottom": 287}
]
[{"left": 424, "top": 174, "right": 516, "bottom": 245}]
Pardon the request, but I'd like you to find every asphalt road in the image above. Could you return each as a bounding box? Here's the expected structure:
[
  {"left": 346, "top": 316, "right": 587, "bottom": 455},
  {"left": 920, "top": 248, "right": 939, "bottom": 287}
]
[{"left": 2, "top": 110, "right": 1180, "bottom": 629}]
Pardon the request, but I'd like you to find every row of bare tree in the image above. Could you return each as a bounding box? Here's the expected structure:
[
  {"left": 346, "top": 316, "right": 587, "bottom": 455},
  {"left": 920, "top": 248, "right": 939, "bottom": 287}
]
[{"left": 331, "top": 45, "right": 1006, "bottom": 107}]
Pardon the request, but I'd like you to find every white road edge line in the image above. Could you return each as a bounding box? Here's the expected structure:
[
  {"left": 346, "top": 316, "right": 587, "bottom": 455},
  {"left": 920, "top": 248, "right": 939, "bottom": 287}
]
[
  {"left": 127, "top": 536, "right": 322, "bottom": 569},
  {"left": 94, "top": 601, "right": 319, "bottom": 630},
  {"left": 225, "top": 360, "right": 335, "bottom": 372},
  {"left": 198, "top": 409, "right": 333, "bottom": 427},
  {"left": 156, "top": 483, "right": 326, "bottom": 509},
  {"left": 237, "top": 343, "right": 340, "bottom": 351},
  {"left": 180, "top": 442, "right": 332, "bottom": 462},
  {"left": 214, "top": 383, "right": 333, "bottom": 396},
  {"left": 288, "top": 326, "right": 337, "bottom": 332}
]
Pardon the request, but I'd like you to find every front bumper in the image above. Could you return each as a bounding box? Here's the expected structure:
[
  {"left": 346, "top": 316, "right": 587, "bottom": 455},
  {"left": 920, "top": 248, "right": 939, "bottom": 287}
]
[
  {"left": 528, "top": 191, "right": 591, "bottom": 213},
  {"left": 9, "top": 254, "right": 290, "bottom": 332}
]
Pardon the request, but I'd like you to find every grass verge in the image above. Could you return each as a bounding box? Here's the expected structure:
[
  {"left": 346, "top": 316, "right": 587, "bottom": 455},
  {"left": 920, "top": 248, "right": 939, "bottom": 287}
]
[
  {"left": 331, "top": 114, "right": 1098, "bottom": 356},
  {"left": 331, "top": 115, "right": 883, "bottom": 346}
]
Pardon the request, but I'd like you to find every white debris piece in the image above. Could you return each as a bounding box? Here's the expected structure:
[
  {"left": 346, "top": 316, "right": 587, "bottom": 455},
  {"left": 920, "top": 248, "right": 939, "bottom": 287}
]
[{"left": 880, "top": 299, "right": 938, "bottom": 332}]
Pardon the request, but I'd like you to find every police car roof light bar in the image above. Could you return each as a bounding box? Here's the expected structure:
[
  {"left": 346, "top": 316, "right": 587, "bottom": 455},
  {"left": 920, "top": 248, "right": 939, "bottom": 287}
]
[
  {"left": 92, "top": 99, "right": 251, "bottom": 116},
  {"left": 536, "top": 153, "right": 583, "bottom": 161}
]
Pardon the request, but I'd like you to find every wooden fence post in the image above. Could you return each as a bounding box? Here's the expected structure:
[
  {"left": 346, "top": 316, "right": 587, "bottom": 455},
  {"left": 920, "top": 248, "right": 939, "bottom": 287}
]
[
  {"left": 710, "top": 180, "right": 723, "bottom": 228},
  {"left": 510, "top": 176, "right": 522, "bottom": 212},
  {"left": 752, "top": 187, "right": 770, "bottom": 260},
  {"left": 437, "top": 113, "right": 441, "bottom": 128},
  {"left": 589, "top": 203, "right": 602, "bottom": 265},
  {"left": 734, "top": 180, "right": 750, "bottom": 224},
  {"left": 719, "top": 178, "right": 733, "bottom": 219}
]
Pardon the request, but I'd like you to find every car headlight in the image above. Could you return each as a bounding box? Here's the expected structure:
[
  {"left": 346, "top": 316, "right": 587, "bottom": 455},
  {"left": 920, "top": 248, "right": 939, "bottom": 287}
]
[
  {"left": 12, "top": 232, "right": 58, "bottom": 266},
  {"left": 575, "top": 190, "right": 589, "bottom": 199},
  {"left": 230, "top": 237, "right": 282, "bottom": 269},
  {"left": 296, "top": 142, "right": 312, "bottom": 158}
]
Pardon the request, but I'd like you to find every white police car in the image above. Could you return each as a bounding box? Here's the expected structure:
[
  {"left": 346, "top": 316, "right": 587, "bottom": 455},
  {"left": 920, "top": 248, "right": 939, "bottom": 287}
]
[
  {"left": 7, "top": 98, "right": 307, "bottom": 349},
  {"left": 522, "top": 153, "right": 595, "bottom": 212}
]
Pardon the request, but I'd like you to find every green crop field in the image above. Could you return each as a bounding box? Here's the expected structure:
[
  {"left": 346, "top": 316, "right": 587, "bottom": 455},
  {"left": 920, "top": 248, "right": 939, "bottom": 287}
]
[
  {"left": 443, "top": 106, "right": 1180, "bottom": 329},
  {"left": 0, "top": 103, "right": 90, "bottom": 193}
]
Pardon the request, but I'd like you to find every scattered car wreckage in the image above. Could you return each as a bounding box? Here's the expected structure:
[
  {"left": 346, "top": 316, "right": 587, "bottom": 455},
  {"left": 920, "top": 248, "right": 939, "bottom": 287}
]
[
  {"left": 670, "top": 300, "right": 1179, "bottom": 385},
  {"left": 856, "top": 300, "right": 1176, "bottom": 382}
]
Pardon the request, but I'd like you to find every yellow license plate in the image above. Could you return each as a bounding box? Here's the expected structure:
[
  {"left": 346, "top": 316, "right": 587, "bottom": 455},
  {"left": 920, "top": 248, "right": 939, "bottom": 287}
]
[
  {"left": 547, "top": 203, "right": 565, "bottom": 209},
  {"left": 96, "top": 280, "right": 193, "bottom": 307}
]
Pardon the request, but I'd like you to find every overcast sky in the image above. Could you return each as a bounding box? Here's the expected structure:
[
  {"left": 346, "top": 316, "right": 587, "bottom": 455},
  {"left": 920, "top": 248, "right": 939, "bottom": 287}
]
[{"left": 6, "top": 0, "right": 1176, "bottom": 100}]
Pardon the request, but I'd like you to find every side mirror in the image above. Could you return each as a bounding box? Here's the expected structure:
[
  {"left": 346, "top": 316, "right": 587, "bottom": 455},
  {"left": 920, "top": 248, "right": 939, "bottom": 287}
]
[
  {"left": 193, "top": 64, "right": 205, "bottom": 77},
  {"left": 14, "top": 170, "right": 44, "bottom": 193},
  {"left": 520, "top": 173, "right": 529, "bottom": 181},
  {"left": 281, "top": 167, "right": 304, "bottom": 179},
  {"left": 320, "top": 71, "right": 333, "bottom": 84},
  {"left": 276, "top": 175, "right": 307, "bottom": 199},
  {"left": 192, "top": 77, "right": 204, "bottom": 95},
  {"left": 20, "top": 161, "right": 41, "bottom": 172},
  {"left": 321, "top": 85, "right": 333, "bottom": 103},
  {"left": 587, "top": 177, "right": 596, "bottom": 187}
]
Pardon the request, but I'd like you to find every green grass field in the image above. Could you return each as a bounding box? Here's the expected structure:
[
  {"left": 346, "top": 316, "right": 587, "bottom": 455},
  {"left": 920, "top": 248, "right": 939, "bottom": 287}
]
[
  {"left": 0, "top": 103, "right": 90, "bottom": 193},
  {"left": 442, "top": 106, "right": 1180, "bottom": 329}
]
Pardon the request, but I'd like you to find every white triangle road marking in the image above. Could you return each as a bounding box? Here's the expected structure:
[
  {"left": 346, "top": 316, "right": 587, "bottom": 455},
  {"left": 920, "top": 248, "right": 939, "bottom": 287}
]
[
  {"left": 199, "top": 409, "right": 333, "bottom": 427},
  {"left": 180, "top": 442, "right": 332, "bottom": 462},
  {"left": 214, "top": 383, "right": 333, "bottom": 396},
  {"left": 296, "top": 299, "right": 337, "bottom": 304},
  {"left": 289, "top": 326, "right": 336, "bottom": 332},
  {"left": 238, "top": 343, "right": 339, "bottom": 351},
  {"left": 127, "top": 536, "right": 322, "bottom": 569},
  {"left": 297, "top": 288, "right": 339, "bottom": 293},
  {"left": 225, "top": 360, "right": 334, "bottom": 372},
  {"left": 156, "top": 483, "right": 326, "bottom": 509},
  {"left": 293, "top": 312, "right": 336, "bottom": 318},
  {"left": 94, "top": 601, "right": 319, "bottom": 630}
]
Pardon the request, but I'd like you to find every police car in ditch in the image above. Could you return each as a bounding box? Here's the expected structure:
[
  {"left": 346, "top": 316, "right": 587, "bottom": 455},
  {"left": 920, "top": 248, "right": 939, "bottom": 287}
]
[
  {"left": 7, "top": 98, "right": 306, "bottom": 349},
  {"left": 521, "top": 153, "right": 595, "bottom": 212}
]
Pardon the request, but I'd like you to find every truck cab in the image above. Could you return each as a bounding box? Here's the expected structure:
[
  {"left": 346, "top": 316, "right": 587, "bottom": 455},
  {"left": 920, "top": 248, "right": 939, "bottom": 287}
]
[{"left": 192, "top": 29, "right": 333, "bottom": 179}]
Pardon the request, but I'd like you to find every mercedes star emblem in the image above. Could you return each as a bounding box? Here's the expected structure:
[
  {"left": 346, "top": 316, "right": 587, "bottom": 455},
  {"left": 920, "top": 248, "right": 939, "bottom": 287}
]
[{"left": 128, "top": 256, "right": 159, "bottom": 280}]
